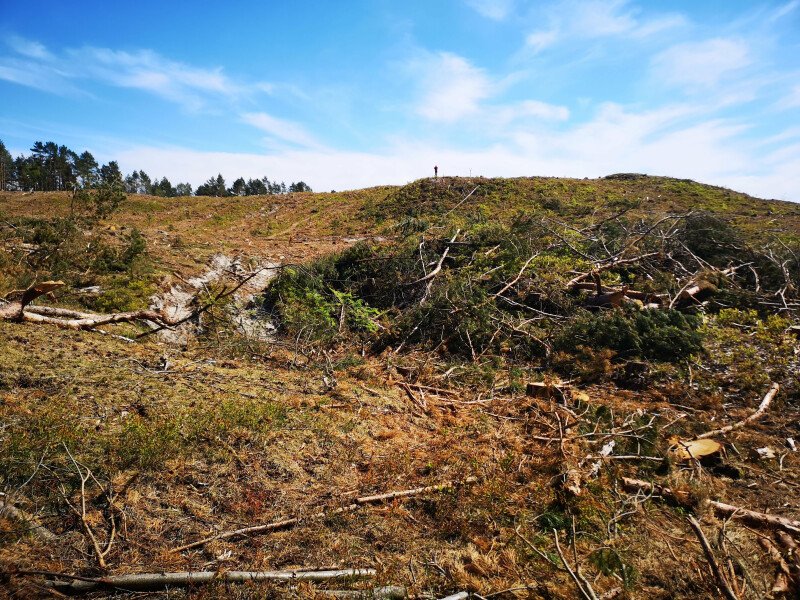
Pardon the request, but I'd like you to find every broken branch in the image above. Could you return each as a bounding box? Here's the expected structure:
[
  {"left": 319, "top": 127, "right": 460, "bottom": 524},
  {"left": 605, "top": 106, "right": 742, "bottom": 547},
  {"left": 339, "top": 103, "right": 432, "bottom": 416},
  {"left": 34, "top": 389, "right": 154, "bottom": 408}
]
[
  {"left": 695, "top": 383, "right": 779, "bottom": 440},
  {"left": 622, "top": 477, "right": 800, "bottom": 535},
  {"left": 173, "top": 476, "right": 478, "bottom": 552},
  {"left": 686, "top": 515, "right": 740, "bottom": 600},
  {"left": 20, "top": 568, "right": 376, "bottom": 594}
]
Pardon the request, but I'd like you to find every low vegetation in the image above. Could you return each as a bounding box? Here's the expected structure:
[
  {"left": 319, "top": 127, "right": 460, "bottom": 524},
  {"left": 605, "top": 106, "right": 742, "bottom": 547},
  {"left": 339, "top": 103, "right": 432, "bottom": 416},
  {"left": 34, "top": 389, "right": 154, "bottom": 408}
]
[{"left": 0, "top": 174, "right": 798, "bottom": 599}]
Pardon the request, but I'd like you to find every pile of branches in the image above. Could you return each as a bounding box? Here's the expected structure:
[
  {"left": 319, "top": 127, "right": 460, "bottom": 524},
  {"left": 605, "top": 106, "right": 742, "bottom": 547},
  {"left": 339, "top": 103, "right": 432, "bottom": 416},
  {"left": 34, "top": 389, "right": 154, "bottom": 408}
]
[{"left": 261, "top": 206, "right": 798, "bottom": 363}]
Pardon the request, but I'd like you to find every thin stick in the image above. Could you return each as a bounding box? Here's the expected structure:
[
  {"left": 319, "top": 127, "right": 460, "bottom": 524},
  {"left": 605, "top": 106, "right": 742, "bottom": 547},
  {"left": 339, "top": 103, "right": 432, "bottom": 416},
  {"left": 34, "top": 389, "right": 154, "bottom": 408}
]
[
  {"left": 552, "top": 530, "right": 598, "bottom": 600},
  {"left": 173, "top": 476, "right": 478, "bottom": 552},
  {"left": 25, "top": 569, "right": 375, "bottom": 594},
  {"left": 686, "top": 516, "right": 740, "bottom": 600},
  {"left": 695, "top": 383, "right": 779, "bottom": 439},
  {"left": 408, "top": 230, "right": 460, "bottom": 285},
  {"left": 443, "top": 185, "right": 480, "bottom": 216},
  {"left": 494, "top": 253, "right": 539, "bottom": 298},
  {"left": 621, "top": 477, "right": 800, "bottom": 535}
]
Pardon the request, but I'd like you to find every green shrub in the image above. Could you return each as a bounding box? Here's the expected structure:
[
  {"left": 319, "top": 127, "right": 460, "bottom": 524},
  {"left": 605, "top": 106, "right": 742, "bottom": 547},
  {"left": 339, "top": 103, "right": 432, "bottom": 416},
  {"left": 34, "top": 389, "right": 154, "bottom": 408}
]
[{"left": 556, "top": 308, "right": 702, "bottom": 361}]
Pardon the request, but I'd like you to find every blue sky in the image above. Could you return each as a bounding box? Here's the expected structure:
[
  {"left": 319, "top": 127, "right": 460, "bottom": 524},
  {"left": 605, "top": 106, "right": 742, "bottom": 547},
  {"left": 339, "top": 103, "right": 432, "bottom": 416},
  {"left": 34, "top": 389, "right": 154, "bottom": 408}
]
[{"left": 1, "top": 0, "right": 799, "bottom": 200}]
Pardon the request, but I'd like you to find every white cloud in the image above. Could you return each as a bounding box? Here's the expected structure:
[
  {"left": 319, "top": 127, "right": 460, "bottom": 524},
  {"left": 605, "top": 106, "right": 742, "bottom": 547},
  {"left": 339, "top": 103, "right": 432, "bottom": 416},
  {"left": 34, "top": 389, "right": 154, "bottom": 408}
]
[
  {"left": 0, "top": 36, "right": 278, "bottom": 111},
  {"left": 524, "top": 0, "right": 686, "bottom": 52},
  {"left": 778, "top": 84, "right": 800, "bottom": 109},
  {"left": 110, "top": 99, "right": 798, "bottom": 202},
  {"left": 652, "top": 38, "right": 752, "bottom": 90},
  {"left": 573, "top": 0, "right": 637, "bottom": 36},
  {"left": 768, "top": 0, "right": 800, "bottom": 22},
  {"left": 68, "top": 47, "right": 240, "bottom": 110},
  {"left": 464, "top": 0, "right": 515, "bottom": 21},
  {"left": 414, "top": 52, "right": 493, "bottom": 122},
  {"left": 495, "top": 100, "right": 570, "bottom": 123},
  {"left": 241, "top": 112, "right": 324, "bottom": 149},
  {"left": 525, "top": 30, "right": 560, "bottom": 53},
  {"left": 632, "top": 14, "right": 688, "bottom": 38},
  {"left": 7, "top": 36, "right": 55, "bottom": 61},
  {"left": 0, "top": 57, "right": 85, "bottom": 96}
]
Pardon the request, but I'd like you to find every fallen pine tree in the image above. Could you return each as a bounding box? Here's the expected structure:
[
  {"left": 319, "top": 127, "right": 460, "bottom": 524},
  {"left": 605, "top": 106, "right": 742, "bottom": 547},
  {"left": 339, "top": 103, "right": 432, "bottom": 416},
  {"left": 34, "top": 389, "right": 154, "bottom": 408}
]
[{"left": 0, "top": 269, "right": 268, "bottom": 337}]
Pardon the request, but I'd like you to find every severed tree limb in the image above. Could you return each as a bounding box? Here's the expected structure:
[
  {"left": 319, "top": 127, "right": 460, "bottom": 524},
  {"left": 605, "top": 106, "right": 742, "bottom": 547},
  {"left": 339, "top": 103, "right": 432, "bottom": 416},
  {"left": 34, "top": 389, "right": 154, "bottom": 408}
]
[
  {"left": 686, "top": 515, "right": 740, "bottom": 600},
  {"left": 407, "top": 230, "right": 461, "bottom": 286},
  {"left": 13, "top": 568, "right": 376, "bottom": 594},
  {"left": 566, "top": 252, "right": 660, "bottom": 289},
  {"left": 695, "top": 383, "right": 780, "bottom": 440},
  {"left": 173, "top": 476, "right": 479, "bottom": 553},
  {"left": 0, "top": 281, "right": 64, "bottom": 320},
  {"left": 1, "top": 265, "right": 270, "bottom": 337},
  {"left": 21, "top": 308, "right": 174, "bottom": 330},
  {"left": 0, "top": 499, "right": 57, "bottom": 541},
  {"left": 494, "top": 253, "right": 539, "bottom": 298},
  {"left": 621, "top": 477, "right": 800, "bottom": 535},
  {"left": 758, "top": 537, "right": 792, "bottom": 595}
]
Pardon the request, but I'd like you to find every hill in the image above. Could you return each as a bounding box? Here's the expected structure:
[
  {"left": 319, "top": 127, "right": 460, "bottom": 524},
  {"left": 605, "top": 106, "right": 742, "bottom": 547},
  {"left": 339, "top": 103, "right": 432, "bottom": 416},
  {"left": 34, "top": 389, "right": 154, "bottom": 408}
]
[{"left": 1, "top": 175, "right": 799, "bottom": 599}]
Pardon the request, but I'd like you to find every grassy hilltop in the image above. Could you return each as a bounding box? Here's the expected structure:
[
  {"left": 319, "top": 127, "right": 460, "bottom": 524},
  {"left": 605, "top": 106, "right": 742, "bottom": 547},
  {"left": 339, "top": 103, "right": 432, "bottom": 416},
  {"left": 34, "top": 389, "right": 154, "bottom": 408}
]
[{"left": 1, "top": 175, "right": 799, "bottom": 599}]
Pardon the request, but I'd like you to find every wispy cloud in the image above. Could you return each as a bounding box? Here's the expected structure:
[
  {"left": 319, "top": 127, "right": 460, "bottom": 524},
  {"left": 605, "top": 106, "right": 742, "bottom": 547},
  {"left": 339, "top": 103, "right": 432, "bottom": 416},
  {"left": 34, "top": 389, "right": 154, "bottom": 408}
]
[
  {"left": 652, "top": 38, "right": 752, "bottom": 91},
  {"left": 525, "top": 30, "right": 560, "bottom": 53},
  {"left": 0, "top": 36, "right": 278, "bottom": 111},
  {"left": 778, "top": 84, "right": 800, "bottom": 109},
  {"left": 768, "top": 0, "right": 800, "bottom": 22},
  {"left": 524, "top": 0, "right": 687, "bottom": 54},
  {"left": 7, "top": 35, "right": 55, "bottom": 61},
  {"left": 241, "top": 112, "right": 324, "bottom": 149},
  {"left": 413, "top": 52, "right": 493, "bottom": 122},
  {"left": 464, "top": 0, "right": 515, "bottom": 21}
]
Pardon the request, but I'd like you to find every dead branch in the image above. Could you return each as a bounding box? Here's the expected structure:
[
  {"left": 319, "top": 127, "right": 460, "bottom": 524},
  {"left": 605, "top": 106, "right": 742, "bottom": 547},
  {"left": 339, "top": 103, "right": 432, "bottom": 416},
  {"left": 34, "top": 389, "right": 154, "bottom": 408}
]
[
  {"left": 566, "top": 252, "right": 660, "bottom": 289},
  {"left": 695, "top": 383, "right": 780, "bottom": 440},
  {"left": 494, "top": 253, "right": 539, "bottom": 298},
  {"left": 327, "top": 586, "right": 407, "bottom": 599},
  {"left": 621, "top": 477, "right": 800, "bottom": 535},
  {"left": 0, "top": 281, "right": 64, "bottom": 320},
  {"left": 444, "top": 185, "right": 480, "bottom": 216},
  {"left": 552, "top": 529, "right": 599, "bottom": 600},
  {"left": 0, "top": 498, "right": 57, "bottom": 541},
  {"left": 62, "top": 445, "right": 114, "bottom": 569},
  {"left": 758, "top": 537, "right": 792, "bottom": 595},
  {"left": 18, "top": 568, "right": 376, "bottom": 594},
  {"left": 0, "top": 264, "right": 270, "bottom": 338},
  {"left": 173, "top": 476, "right": 479, "bottom": 552},
  {"left": 408, "top": 229, "right": 461, "bottom": 286},
  {"left": 686, "top": 515, "right": 740, "bottom": 600}
]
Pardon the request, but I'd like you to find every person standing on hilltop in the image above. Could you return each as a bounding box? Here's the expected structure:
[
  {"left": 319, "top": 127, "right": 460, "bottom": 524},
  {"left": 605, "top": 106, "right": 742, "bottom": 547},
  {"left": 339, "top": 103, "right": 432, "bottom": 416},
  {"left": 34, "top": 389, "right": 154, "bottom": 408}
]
[{"left": 434, "top": 165, "right": 438, "bottom": 178}]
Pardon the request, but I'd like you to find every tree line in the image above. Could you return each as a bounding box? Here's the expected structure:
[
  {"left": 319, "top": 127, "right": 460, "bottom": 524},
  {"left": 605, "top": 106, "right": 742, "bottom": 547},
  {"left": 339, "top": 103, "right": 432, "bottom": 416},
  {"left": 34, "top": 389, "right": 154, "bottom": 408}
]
[{"left": 0, "top": 139, "right": 312, "bottom": 196}]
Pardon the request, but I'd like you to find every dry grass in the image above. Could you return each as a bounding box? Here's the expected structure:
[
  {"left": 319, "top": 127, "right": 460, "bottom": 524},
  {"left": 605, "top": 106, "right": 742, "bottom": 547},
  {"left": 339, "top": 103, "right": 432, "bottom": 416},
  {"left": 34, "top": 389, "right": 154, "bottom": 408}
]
[{"left": 1, "top": 178, "right": 799, "bottom": 598}]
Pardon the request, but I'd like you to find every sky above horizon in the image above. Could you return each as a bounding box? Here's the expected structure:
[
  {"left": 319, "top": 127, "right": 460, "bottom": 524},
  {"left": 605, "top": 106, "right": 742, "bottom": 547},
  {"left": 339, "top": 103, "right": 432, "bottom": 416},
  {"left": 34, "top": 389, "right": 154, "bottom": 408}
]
[{"left": 1, "top": 0, "right": 799, "bottom": 200}]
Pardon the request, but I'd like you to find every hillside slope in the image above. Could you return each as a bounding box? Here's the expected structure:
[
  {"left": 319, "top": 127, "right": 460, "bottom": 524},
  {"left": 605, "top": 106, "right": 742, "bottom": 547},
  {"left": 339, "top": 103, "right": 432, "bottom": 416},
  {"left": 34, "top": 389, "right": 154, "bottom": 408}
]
[{"left": 1, "top": 176, "right": 799, "bottom": 599}]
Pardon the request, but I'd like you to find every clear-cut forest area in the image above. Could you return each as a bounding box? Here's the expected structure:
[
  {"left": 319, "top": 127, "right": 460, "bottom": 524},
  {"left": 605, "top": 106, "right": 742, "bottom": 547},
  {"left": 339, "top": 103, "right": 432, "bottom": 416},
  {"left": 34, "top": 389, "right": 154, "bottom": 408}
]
[{"left": 1, "top": 174, "right": 799, "bottom": 598}]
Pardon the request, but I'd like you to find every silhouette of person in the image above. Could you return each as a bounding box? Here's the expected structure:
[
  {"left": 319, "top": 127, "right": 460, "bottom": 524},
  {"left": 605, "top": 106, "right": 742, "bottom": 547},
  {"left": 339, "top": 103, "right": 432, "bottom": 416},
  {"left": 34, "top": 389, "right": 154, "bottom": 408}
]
[{"left": 434, "top": 165, "right": 438, "bottom": 178}]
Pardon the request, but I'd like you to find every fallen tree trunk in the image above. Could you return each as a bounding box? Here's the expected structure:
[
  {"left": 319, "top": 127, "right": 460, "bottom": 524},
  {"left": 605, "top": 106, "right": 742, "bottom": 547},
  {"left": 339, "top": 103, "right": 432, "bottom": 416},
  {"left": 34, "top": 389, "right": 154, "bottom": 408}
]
[
  {"left": 29, "top": 568, "right": 375, "bottom": 594},
  {"left": 0, "top": 281, "right": 64, "bottom": 320},
  {"left": 621, "top": 477, "right": 800, "bottom": 535},
  {"left": 173, "top": 476, "right": 478, "bottom": 552},
  {"left": 0, "top": 268, "right": 266, "bottom": 336},
  {"left": 0, "top": 280, "right": 174, "bottom": 330}
]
